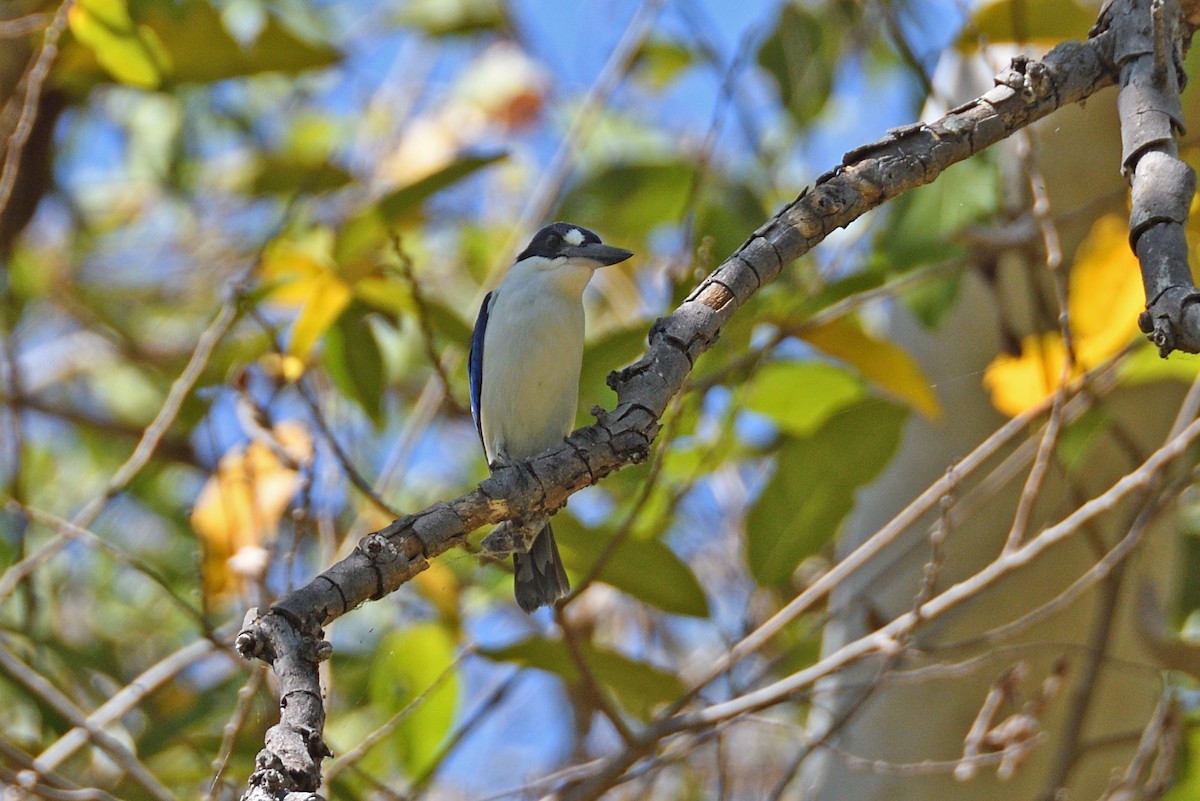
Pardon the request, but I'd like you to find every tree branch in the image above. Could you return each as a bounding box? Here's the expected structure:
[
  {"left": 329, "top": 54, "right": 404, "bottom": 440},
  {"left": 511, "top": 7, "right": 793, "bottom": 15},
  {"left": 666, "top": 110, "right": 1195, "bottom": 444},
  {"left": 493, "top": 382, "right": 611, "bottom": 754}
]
[
  {"left": 1103, "top": 0, "right": 1200, "bottom": 355},
  {"left": 236, "top": 19, "right": 1140, "bottom": 800}
]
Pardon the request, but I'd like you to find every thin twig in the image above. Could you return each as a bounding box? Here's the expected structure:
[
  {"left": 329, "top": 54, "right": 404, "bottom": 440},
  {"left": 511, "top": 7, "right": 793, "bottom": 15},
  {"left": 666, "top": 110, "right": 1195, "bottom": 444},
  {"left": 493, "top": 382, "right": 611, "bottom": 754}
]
[
  {"left": 0, "top": 765, "right": 121, "bottom": 801},
  {"left": 0, "top": 13, "right": 51, "bottom": 38},
  {"left": 245, "top": 305, "right": 402, "bottom": 519},
  {"left": 204, "top": 665, "right": 266, "bottom": 801},
  {"left": 0, "top": 639, "right": 178, "bottom": 801},
  {"left": 691, "top": 415, "right": 1200, "bottom": 727},
  {"left": 39, "top": 637, "right": 228, "bottom": 772},
  {"left": 390, "top": 233, "right": 467, "bottom": 417},
  {"left": 554, "top": 606, "right": 638, "bottom": 746},
  {"left": 1003, "top": 129, "right": 1072, "bottom": 553},
  {"left": 2, "top": 501, "right": 206, "bottom": 624},
  {"left": 408, "top": 672, "right": 517, "bottom": 798},
  {"left": 0, "top": 1, "right": 68, "bottom": 222},
  {"left": 323, "top": 643, "right": 477, "bottom": 782},
  {"left": 484, "top": 0, "right": 667, "bottom": 287}
]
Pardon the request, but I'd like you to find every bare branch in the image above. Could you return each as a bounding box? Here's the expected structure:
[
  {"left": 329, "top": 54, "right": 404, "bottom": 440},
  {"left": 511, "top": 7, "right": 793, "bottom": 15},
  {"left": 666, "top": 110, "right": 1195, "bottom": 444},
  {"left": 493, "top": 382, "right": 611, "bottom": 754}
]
[{"left": 233, "top": 17, "right": 1160, "bottom": 799}]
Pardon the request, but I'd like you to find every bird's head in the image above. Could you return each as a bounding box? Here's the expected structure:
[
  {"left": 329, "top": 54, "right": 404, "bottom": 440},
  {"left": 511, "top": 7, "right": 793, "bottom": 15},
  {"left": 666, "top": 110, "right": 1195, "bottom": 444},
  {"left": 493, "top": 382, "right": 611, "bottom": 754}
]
[{"left": 511, "top": 222, "right": 632, "bottom": 294}]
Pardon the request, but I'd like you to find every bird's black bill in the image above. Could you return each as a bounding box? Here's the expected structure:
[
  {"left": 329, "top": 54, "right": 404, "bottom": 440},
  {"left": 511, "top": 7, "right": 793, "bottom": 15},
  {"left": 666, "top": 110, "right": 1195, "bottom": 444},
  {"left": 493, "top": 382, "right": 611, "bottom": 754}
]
[{"left": 565, "top": 242, "right": 634, "bottom": 266}]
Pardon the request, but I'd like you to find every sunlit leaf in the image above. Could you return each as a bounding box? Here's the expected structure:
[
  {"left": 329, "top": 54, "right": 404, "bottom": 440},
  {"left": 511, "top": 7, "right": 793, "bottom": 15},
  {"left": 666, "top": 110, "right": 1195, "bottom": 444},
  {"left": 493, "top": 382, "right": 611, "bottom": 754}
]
[
  {"left": 554, "top": 515, "right": 709, "bottom": 618},
  {"left": 190, "top": 422, "right": 312, "bottom": 604},
  {"left": 747, "top": 402, "right": 907, "bottom": 586},
  {"left": 370, "top": 624, "right": 460, "bottom": 777},
  {"left": 982, "top": 214, "right": 1143, "bottom": 416},
  {"left": 800, "top": 316, "right": 942, "bottom": 419},
  {"left": 982, "top": 333, "right": 1067, "bottom": 417},
  {"left": 1067, "top": 214, "right": 1144, "bottom": 365},
  {"left": 633, "top": 38, "right": 696, "bottom": 90},
  {"left": 398, "top": 0, "right": 510, "bottom": 36},
  {"left": 744, "top": 361, "right": 867, "bottom": 438},
  {"left": 290, "top": 271, "right": 353, "bottom": 361},
  {"left": 483, "top": 636, "right": 683, "bottom": 720},
  {"left": 68, "top": 0, "right": 171, "bottom": 89},
  {"left": 259, "top": 228, "right": 336, "bottom": 305},
  {"left": 960, "top": 0, "right": 1094, "bottom": 49},
  {"left": 136, "top": 0, "right": 338, "bottom": 83},
  {"left": 57, "top": 0, "right": 338, "bottom": 93}
]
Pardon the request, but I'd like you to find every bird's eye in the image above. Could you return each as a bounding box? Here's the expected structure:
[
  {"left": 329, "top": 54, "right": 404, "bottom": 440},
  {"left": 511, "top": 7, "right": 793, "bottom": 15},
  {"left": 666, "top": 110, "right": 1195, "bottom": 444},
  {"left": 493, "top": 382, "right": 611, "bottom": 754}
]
[{"left": 545, "top": 233, "right": 562, "bottom": 249}]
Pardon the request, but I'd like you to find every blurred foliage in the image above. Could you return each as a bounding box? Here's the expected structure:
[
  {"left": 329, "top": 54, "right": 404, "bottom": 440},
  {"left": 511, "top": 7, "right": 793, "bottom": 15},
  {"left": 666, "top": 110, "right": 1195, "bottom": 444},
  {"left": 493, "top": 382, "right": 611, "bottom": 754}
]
[{"left": 2, "top": 0, "right": 1200, "bottom": 799}]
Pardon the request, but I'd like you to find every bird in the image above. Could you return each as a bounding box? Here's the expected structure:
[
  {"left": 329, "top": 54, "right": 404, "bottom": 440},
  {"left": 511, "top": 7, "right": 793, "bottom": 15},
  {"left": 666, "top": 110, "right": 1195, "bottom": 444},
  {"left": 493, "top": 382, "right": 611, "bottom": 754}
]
[{"left": 469, "top": 222, "right": 633, "bottom": 612}]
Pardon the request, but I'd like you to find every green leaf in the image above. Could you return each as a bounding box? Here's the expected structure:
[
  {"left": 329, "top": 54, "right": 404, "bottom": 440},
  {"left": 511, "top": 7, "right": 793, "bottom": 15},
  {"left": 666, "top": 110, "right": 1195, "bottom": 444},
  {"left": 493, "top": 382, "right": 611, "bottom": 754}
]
[
  {"left": 556, "top": 161, "right": 694, "bottom": 240},
  {"left": 874, "top": 154, "right": 997, "bottom": 328},
  {"left": 876, "top": 154, "right": 998, "bottom": 274},
  {"left": 632, "top": 38, "right": 696, "bottom": 90},
  {"left": 1056, "top": 407, "right": 1111, "bottom": 474},
  {"left": 756, "top": 2, "right": 858, "bottom": 126},
  {"left": 483, "top": 636, "right": 684, "bottom": 720},
  {"left": 693, "top": 180, "right": 769, "bottom": 272},
  {"left": 377, "top": 151, "right": 506, "bottom": 225},
  {"left": 398, "top": 0, "right": 510, "bottom": 36},
  {"left": 137, "top": 0, "right": 339, "bottom": 84},
  {"left": 370, "top": 624, "right": 460, "bottom": 777},
  {"left": 333, "top": 152, "right": 505, "bottom": 267},
  {"left": 747, "top": 401, "right": 907, "bottom": 586},
  {"left": 744, "top": 361, "right": 867, "bottom": 438},
  {"left": 1165, "top": 723, "right": 1200, "bottom": 801},
  {"left": 1119, "top": 342, "right": 1200, "bottom": 385},
  {"left": 554, "top": 515, "right": 709, "bottom": 618},
  {"left": 56, "top": 0, "right": 339, "bottom": 93},
  {"left": 249, "top": 155, "right": 354, "bottom": 196},
  {"left": 324, "top": 301, "right": 386, "bottom": 423},
  {"left": 578, "top": 326, "right": 648, "bottom": 424},
  {"left": 423, "top": 299, "right": 475, "bottom": 351}
]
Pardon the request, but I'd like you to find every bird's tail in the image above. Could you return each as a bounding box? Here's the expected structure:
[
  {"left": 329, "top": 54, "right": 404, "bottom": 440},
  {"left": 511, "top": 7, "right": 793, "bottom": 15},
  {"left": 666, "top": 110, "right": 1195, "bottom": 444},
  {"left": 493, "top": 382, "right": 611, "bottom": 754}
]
[{"left": 513, "top": 522, "right": 570, "bottom": 613}]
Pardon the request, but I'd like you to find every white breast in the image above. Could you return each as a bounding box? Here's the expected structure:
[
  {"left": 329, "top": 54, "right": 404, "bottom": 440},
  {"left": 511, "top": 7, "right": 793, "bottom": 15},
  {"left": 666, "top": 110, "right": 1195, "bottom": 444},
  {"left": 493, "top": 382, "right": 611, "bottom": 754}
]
[{"left": 479, "top": 264, "right": 588, "bottom": 463}]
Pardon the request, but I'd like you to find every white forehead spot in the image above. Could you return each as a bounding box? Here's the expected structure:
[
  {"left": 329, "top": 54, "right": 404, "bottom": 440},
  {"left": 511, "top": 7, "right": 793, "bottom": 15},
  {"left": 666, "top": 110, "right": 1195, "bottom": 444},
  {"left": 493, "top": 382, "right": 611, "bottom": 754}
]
[{"left": 564, "top": 227, "right": 585, "bottom": 246}]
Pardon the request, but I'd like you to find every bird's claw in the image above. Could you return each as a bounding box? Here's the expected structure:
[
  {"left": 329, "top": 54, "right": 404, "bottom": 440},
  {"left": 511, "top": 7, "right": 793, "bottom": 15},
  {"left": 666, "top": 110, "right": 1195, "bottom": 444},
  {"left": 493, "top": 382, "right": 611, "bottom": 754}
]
[{"left": 482, "top": 514, "right": 549, "bottom": 558}]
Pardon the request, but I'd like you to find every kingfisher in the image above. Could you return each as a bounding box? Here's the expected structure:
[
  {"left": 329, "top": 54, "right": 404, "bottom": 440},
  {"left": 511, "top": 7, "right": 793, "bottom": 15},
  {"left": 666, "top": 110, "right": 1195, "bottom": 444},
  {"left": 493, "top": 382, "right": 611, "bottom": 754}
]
[{"left": 469, "top": 222, "right": 633, "bottom": 612}]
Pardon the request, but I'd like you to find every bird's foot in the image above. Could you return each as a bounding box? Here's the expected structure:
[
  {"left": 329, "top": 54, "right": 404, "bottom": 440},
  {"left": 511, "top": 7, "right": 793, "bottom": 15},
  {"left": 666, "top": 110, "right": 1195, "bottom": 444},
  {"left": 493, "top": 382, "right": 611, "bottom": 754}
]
[{"left": 482, "top": 514, "right": 549, "bottom": 558}]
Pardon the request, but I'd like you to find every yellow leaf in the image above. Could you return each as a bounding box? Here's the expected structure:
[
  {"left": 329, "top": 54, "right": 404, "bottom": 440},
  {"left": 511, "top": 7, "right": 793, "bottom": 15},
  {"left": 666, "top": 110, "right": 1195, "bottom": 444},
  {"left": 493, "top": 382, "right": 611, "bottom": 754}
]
[
  {"left": 289, "top": 271, "right": 352, "bottom": 360},
  {"left": 258, "top": 352, "right": 306, "bottom": 383},
  {"left": 69, "top": 0, "right": 171, "bottom": 88},
  {"left": 1068, "top": 214, "right": 1144, "bottom": 367},
  {"left": 983, "top": 214, "right": 1144, "bottom": 416},
  {"left": 190, "top": 422, "right": 312, "bottom": 603},
  {"left": 413, "top": 561, "right": 462, "bottom": 626},
  {"left": 259, "top": 229, "right": 336, "bottom": 306},
  {"left": 982, "top": 333, "right": 1071, "bottom": 417},
  {"left": 258, "top": 230, "right": 353, "bottom": 359},
  {"left": 800, "top": 316, "right": 942, "bottom": 419}
]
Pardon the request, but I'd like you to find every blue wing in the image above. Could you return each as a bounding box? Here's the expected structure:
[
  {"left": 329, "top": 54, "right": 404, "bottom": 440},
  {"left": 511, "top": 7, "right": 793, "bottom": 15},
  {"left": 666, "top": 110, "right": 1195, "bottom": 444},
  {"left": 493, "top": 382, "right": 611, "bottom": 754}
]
[{"left": 468, "top": 290, "right": 493, "bottom": 451}]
